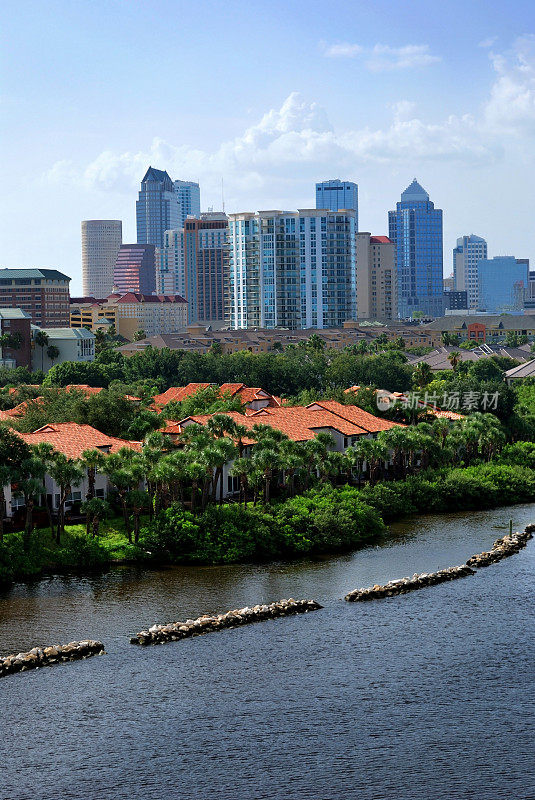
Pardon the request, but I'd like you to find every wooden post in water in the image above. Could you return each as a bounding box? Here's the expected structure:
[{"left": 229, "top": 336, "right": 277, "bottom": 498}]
[{"left": 510, "top": 519, "right": 513, "bottom": 536}]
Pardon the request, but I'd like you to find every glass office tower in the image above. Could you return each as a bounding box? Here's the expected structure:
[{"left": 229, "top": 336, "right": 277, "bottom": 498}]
[
  {"left": 136, "top": 167, "right": 180, "bottom": 249},
  {"left": 477, "top": 256, "right": 529, "bottom": 313},
  {"left": 174, "top": 180, "right": 201, "bottom": 228},
  {"left": 113, "top": 244, "right": 156, "bottom": 294},
  {"left": 316, "top": 180, "right": 358, "bottom": 228},
  {"left": 388, "top": 179, "right": 444, "bottom": 318}
]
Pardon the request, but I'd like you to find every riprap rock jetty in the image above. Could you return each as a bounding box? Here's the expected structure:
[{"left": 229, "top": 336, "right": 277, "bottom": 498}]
[
  {"left": 466, "top": 527, "right": 533, "bottom": 568},
  {"left": 130, "top": 598, "right": 322, "bottom": 645},
  {"left": 344, "top": 564, "right": 475, "bottom": 602},
  {"left": 0, "top": 639, "right": 105, "bottom": 678}
]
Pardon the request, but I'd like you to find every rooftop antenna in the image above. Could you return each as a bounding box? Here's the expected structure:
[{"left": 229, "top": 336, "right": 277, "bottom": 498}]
[{"left": 221, "top": 177, "right": 225, "bottom": 213}]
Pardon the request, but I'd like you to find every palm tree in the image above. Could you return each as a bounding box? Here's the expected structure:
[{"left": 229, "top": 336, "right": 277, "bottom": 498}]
[
  {"left": 34, "top": 441, "right": 55, "bottom": 535},
  {"left": 279, "top": 440, "right": 305, "bottom": 496},
  {"left": 80, "top": 497, "right": 109, "bottom": 537},
  {"left": 48, "top": 453, "right": 84, "bottom": 542},
  {"left": 34, "top": 330, "right": 49, "bottom": 371},
  {"left": 0, "top": 465, "right": 12, "bottom": 543},
  {"left": 16, "top": 452, "right": 47, "bottom": 550},
  {"left": 413, "top": 361, "right": 433, "bottom": 389},
  {"left": 447, "top": 351, "right": 461, "bottom": 371},
  {"left": 127, "top": 489, "right": 150, "bottom": 543},
  {"left": 102, "top": 450, "right": 144, "bottom": 540},
  {"left": 46, "top": 345, "right": 60, "bottom": 366}
]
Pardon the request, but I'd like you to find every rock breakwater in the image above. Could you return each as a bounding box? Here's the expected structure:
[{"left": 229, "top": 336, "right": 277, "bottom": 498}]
[
  {"left": 344, "top": 564, "right": 475, "bottom": 602},
  {"left": 130, "top": 598, "right": 322, "bottom": 646},
  {"left": 466, "top": 527, "right": 533, "bottom": 568},
  {"left": 0, "top": 639, "right": 105, "bottom": 678}
]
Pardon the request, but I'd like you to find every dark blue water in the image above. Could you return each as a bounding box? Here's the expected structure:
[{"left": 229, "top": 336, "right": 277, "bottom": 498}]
[{"left": 1, "top": 504, "right": 534, "bottom": 800}]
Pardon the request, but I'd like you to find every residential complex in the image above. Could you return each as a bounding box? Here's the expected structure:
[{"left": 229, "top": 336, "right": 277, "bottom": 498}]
[
  {"left": 477, "top": 256, "right": 529, "bottom": 313},
  {"left": 355, "top": 233, "right": 397, "bottom": 320},
  {"left": 174, "top": 180, "right": 201, "bottom": 228},
  {"left": 70, "top": 292, "right": 187, "bottom": 339},
  {"left": 227, "top": 209, "right": 356, "bottom": 330},
  {"left": 0, "top": 268, "right": 71, "bottom": 327},
  {"left": 316, "top": 180, "right": 358, "bottom": 226},
  {"left": 117, "top": 320, "right": 442, "bottom": 356},
  {"left": 425, "top": 314, "right": 535, "bottom": 342},
  {"left": 136, "top": 167, "right": 180, "bottom": 248},
  {"left": 453, "top": 234, "right": 487, "bottom": 311},
  {"left": 81, "top": 220, "right": 122, "bottom": 297},
  {"left": 388, "top": 180, "right": 444, "bottom": 319},
  {"left": 113, "top": 244, "right": 156, "bottom": 294}
]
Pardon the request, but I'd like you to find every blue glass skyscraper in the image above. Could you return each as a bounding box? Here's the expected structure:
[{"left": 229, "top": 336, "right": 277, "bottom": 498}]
[
  {"left": 316, "top": 180, "right": 358, "bottom": 228},
  {"left": 388, "top": 179, "right": 444, "bottom": 318},
  {"left": 136, "top": 167, "right": 180, "bottom": 249},
  {"left": 174, "top": 180, "right": 201, "bottom": 228},
  {"left": 477, "top": 256, "right": 529, "bottom": 313}
]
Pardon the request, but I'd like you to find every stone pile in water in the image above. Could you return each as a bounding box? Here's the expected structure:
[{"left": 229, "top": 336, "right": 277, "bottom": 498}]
[
  {"left": 344, "top": 564, "right": 475, "bottom": 602},
  {"left": 130, "top": 598, "right": 322, "bottom": 646},
  {"left": 0, "top": 639, "right": 105, "bottom": 678},
  {"left": 466, "top": 527, "right": 533, "bottom": 568}
]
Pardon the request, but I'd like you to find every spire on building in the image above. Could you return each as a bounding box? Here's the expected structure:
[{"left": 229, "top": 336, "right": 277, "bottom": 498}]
[{"left": 401, "top": 179, "right": 429, "bottom": 202}]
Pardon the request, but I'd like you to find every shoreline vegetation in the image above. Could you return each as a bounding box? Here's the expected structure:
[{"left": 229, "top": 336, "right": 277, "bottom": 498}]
[{"left": 2, "top": 457, "right": 534, "bottom": 587}]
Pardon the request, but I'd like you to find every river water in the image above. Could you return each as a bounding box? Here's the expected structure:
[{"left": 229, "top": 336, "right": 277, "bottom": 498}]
[{"left": 1, "top": 504, "right": 534, "bottom": 800}]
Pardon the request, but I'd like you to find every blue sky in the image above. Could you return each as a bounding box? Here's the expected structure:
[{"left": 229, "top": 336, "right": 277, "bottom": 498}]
[{"left": 2, "top": 0, "right": 535, "bottom": 294}]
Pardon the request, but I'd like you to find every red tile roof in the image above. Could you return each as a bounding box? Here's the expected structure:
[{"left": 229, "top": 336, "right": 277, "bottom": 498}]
[
  {"left": 115, "top": 293, "right": 187, "bottom": 304},
  {"left": 162, "top": 402, "right": 398, "bottom": 444},
  {"left": 16, "top": 423, "right": 141, "bottom": 459},
  {"left": 306, "top": 400, "right": 402, "bottom": 433},
  {"left": 153, "top": 383, "right": 213, "bottom": 407}
]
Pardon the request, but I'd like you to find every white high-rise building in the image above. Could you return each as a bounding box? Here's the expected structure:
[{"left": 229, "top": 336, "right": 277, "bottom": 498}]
[
  {"left": 227, "top": 209, "right": 357, "bottom": 330},
  {"left": 453, "top": 234, "right": 488, "bottom": 311},
  {"left": 81, "top": 220, "right": 122, "bottom": 297},
  {"left": 174, "top": 180, "right": 201, "bottom": 228},
  {"left": 156, "top": 229, "right": 186, "bottom": 296}
]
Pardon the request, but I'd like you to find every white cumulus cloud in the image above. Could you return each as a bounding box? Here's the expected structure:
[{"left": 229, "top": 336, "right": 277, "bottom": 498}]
[{"left": 484, "top": 35, "right": 535, "bottom": 134}]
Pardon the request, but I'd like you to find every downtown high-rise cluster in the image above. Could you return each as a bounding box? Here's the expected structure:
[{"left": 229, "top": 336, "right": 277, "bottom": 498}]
[{"left": 81, "top": 173, "right": 531, "bottom": 331}]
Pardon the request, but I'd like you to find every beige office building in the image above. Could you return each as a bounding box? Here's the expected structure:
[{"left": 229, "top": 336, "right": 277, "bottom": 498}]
[
  {"left": 81, "top": 220, "right": 122, "bottom": 297},
  {"left": 355, "top": 233, "right": 397, "bottom": 321}
]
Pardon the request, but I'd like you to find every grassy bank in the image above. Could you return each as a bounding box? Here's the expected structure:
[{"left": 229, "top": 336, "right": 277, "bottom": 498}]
[{"left": 1, "top": 459, "right": 534, "bottom": 586}]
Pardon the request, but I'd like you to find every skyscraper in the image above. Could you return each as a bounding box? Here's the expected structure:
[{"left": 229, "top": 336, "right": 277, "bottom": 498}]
[
  {"left": 388, "top": 179, "right": 444, "bottom": 318},
  {"left": 477, "top": 256, "right": 529, "bottom": 313},
  {"left": 156, "top": 229, "right": 186, "bottom": 297},
  {"left": 136, "top": 167, "right": 180, "bottom": 248},
  {"left": 183, "top": 214, "right": 228, "bottom": 323},
  {"left": 227, "top": 209, "right": 356, "bottom": 330},
  {"left": 174, "top": 180, "right": 201, "bottom": 228},
  {"left": 453, "top": 234, "right": 488, "bottom": 311},
  {"left": 355, "top": 233, "right": 397, "bottom": 321},
  {"left": 81, "top": 220, "right": 122, "bottom": 297},
  {"left": 113, "top": 244, "right": 156, "bottom": 295},
  {"left": 316, "top": 180, "right": 358, "bottom": 227}
]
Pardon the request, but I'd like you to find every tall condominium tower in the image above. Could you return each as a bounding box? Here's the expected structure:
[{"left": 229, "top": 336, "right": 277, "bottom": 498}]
[
  {"left": 316, "top": 180, "right": 358, "bottom": 227},
  {"left": 388, "top": 179, "right": 444, "bottom": 318},
  {"left": 113, "top": 244, "right": 156, "bottom": 295},
  {"left": 477, "top": 256, "right": 529, "bottom": 313},
  {"left": 355, "top": 233, "right": 397, "bottom": 321},
  {"left": 453, "top": 234, "right": 488, "bottom": 311},
  {"left": 81, "top": 220, "right": 122, "bottom": 297},
  {"left": 227, "top": 209, "right": 356, "bottom": 330},
  {"left": 174, "top": 180, "right": 201, "bottom": 228},
  {"left": 136, "top": 167, "right": 180, "bottom": 248},
  {"left": 184, "top": 214, "right": 228, "bottom": 323},
  {"left": 157, "top": 230, "right": 186, "bottom": 297}
]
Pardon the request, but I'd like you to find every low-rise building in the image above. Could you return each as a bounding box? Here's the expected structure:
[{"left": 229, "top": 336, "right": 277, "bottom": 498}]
[
  {"left": 70, "top": 293, "right": 188, "bottom": 340},
  {"left": 424, "top": 315, "right": 535, "bottom": 343},
  {"left": 162, "top": 402, "right": 401, "bottom": 498},
  {"left": 0, "top": 308, "right": 32, "bottom": 369},
  {"left": 153, "top": 383, "right": 281, "bottom": 412},
  {"left": 6, "top": 423, "right": 140, "bottom": 518},
  {"left": 31, "top": 326, "right": 95, "bottom": 371}
]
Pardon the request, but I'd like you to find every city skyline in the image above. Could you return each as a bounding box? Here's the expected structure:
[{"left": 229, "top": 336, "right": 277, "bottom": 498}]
[{"left": 2, "top": 1, "right": 535, "bottom": 295}]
